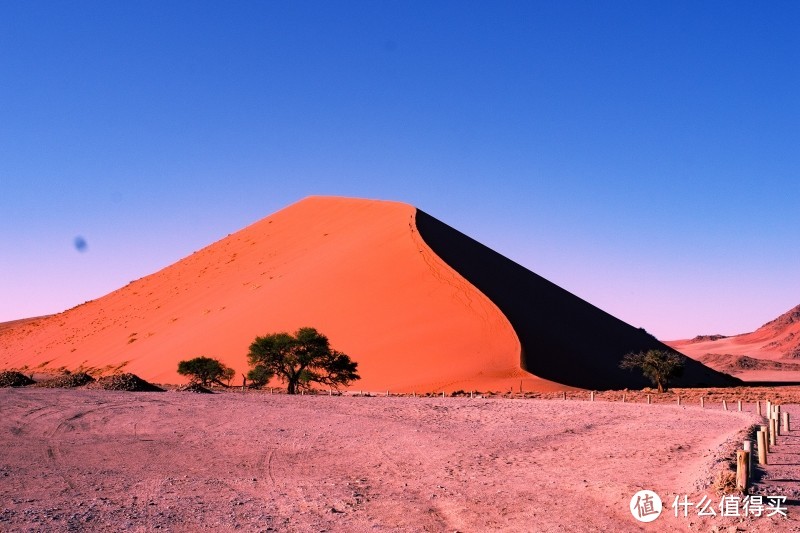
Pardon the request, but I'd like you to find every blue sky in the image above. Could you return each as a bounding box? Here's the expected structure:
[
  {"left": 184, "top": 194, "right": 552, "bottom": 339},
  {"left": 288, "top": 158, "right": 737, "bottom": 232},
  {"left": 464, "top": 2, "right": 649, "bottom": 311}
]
[{"left": 1, "top": 1, "right": 798, "bottom": 338}]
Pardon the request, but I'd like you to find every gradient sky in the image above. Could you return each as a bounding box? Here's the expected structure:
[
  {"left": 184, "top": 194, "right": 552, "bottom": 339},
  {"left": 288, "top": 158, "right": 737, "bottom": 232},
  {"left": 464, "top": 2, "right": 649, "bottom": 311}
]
[{"left": 1, "top": 1, "right": 798, "bottom": 339}]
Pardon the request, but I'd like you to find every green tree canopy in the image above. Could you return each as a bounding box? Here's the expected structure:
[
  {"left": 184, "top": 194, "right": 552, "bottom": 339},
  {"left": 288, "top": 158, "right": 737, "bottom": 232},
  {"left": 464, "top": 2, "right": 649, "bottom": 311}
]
[
  {"left": 247, "top": 327, "right": 360, "bottom": 394},
  {"left": 177, "top": 356, "right": 233, "bottom": 387},
  {"left": 620, "top": 349, "right": 685, "bottom": 393},
  {"left": 246, "top": 363, "right": 274, "bottom": 388}
]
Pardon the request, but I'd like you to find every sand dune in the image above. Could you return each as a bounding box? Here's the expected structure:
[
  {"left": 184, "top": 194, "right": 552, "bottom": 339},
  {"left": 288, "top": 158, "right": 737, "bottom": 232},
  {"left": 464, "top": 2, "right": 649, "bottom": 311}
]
[
  {"left": 417, "top": 211, "right": 736, "bottom": 390},
  {"left": 0, "top": 316, "right": 49, "bottom": 334},
  {"left": 0, "top": 197, "right": 530, "bottom": 392},
  {"left": 667, "top": 304, "right": 800, "bottom": 382},
  {"left": 0, "top": 196, "right": 733, "bottom": 391}
]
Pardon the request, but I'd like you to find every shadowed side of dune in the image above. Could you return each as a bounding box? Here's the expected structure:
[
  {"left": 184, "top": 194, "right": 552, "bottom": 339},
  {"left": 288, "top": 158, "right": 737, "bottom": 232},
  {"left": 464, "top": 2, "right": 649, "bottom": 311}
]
[{"left": 415, "top": 210, "right": 739, "bottom": 390}]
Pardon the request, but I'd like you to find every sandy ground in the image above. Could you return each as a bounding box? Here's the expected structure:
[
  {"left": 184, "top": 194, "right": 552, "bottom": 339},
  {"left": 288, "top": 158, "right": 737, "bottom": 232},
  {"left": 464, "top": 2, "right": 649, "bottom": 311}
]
[{"left": 3, "top": 389, "right": 796, "bottom": 532}]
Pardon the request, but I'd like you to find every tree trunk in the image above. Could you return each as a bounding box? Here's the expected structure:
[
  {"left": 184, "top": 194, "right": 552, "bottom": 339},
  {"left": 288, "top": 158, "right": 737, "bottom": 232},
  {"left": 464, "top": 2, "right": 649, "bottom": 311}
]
[
  {"left": 287, "top": 379, "right": 297, "bottom": 395},
  {"left": 657, "top": 381, "right": 664, "bottom": 393}
]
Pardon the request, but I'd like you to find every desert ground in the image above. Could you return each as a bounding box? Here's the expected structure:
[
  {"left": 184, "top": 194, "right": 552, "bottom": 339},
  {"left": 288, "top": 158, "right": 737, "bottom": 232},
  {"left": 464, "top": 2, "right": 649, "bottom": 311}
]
[{"left": 2, "top": 387, "right": 797, "bottom": 532}]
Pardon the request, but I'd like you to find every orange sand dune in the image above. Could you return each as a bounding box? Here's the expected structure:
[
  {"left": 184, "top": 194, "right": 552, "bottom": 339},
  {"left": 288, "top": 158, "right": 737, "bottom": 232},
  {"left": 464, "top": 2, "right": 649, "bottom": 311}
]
[
  {"left": 0, "top": 196, "right": 734, "bottom": 391},
  {"left": 667, "top": 304, "right": 800, "bottom": 382},
  {"left": 0, "top": 197, "right": 544, "bottom": 392},
  {"left": 0, "top": 316, "right": 49, "bottom": 334}
]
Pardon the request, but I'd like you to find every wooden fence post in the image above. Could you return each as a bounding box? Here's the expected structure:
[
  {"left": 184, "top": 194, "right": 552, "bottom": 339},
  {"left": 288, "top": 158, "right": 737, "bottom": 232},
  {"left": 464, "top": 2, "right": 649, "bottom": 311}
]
[
  {"left": 723, "top": 400, "right": 728, "bottom": 411},
  {"left": 738, "top": 400, "right": 742, "bottom": 412},
  {"left": 743, "top": 440, "right": 752, "bottom": 477},
  {"left": 757, "top": 431, "right": 768, "bottom": 465},
  {"left": 647, "top": 394, "right": 651, "bottom": 405},
  {"left": 677, "top": 395, "right": 681, "bottom": 406},
  {"left": 736, "top": 450, "right": 749, "bottom": 492},
  {"left": 770, "top": 418, "right": 777, "bottom": 446},
  {"left": 622, "top": 394, "right": 625, "bottom": 403},
  {"left": 783, "top": 412, "right": 790, "bottom": 433},
  {"left": 590, "top": 391, "right": 595, "bottom": 402},
  {"left": 761, "top": 424, "right": 770, "bottom": 453},
  {"left": 756, "top": 401, "right": 761, "bottom": 416},
  {"left": 700, "top": 397, "right": 704, "bottom": 408}
]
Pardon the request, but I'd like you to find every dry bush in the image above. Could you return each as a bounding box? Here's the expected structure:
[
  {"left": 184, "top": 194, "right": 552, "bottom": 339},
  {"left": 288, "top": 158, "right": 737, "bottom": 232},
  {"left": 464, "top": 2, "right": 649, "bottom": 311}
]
[
  {"left": 713, "top": 470, "right": 740, "bottom": 495},
  {"left": 0, "top": 371, "right": 35, "bottom": 387},
  {"left": 177, "top": 383, "right": 214, "bottom": 394},
  {"left": 35, "top": 372, "right": 95, "bottom": 388},
  {"left": 90, "top": 373, "right": 164, "bottom": 392}
]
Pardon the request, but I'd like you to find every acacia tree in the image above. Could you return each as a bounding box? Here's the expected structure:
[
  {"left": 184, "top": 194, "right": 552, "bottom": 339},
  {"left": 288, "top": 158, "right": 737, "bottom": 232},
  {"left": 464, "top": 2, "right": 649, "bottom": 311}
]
[
  {"left": 246, "top": 364, "right": 273, "bottom": 388},
  {"left": 620, "top": 349, "right": 685, "bottom": 393},
  {"left": 247, "top": 327, "right": 360, "bottom": 394},
  {"left": 221, "top": 366, "right": 236, "bottom": 386},
  {"left": 177, "top": 356, "right": 234, "bottom": 387}
]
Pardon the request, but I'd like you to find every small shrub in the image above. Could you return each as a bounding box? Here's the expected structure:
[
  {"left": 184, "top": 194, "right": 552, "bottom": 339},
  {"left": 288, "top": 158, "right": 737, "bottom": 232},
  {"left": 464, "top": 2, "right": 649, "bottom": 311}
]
[
  {"left": 0, "top": 371, "right": 35, "bottom": 388},
  {"left": 92, "top": 373, "right": 164, "bottom": 392},
  {"left": 713, "top": 470, "right": 739, "bottom": 495},
  {"left": 36, "top": 372, "right": 95, "bottom": 388},
  {"left": 177, "top": 383, "right": 214, "bottom": 394}
]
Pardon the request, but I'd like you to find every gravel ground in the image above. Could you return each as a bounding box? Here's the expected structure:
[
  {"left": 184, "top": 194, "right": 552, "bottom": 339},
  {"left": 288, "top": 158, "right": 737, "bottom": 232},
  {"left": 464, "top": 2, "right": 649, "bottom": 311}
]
[{"left": 0, "top": 388, "right": 794, "bottom": 532}]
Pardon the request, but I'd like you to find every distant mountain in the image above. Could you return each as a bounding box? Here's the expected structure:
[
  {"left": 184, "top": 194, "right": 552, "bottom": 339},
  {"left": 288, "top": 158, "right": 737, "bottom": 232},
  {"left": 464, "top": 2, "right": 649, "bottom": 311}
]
[{"left": 667, "top": 304, "right": 800, "bottom": 381}]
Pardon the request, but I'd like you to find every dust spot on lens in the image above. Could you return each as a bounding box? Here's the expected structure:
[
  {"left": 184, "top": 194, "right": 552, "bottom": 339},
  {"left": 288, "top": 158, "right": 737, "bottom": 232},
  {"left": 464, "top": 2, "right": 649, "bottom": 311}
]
[{"left": 74, "top": 236, "right": 88, "bottom": 252}]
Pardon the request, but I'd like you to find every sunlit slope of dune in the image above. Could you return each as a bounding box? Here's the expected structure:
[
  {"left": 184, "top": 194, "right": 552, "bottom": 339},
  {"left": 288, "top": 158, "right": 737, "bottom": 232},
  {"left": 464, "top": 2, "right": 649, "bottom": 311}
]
[{"left": 0, "top": 197, "right": 551, "bottom": 391}]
